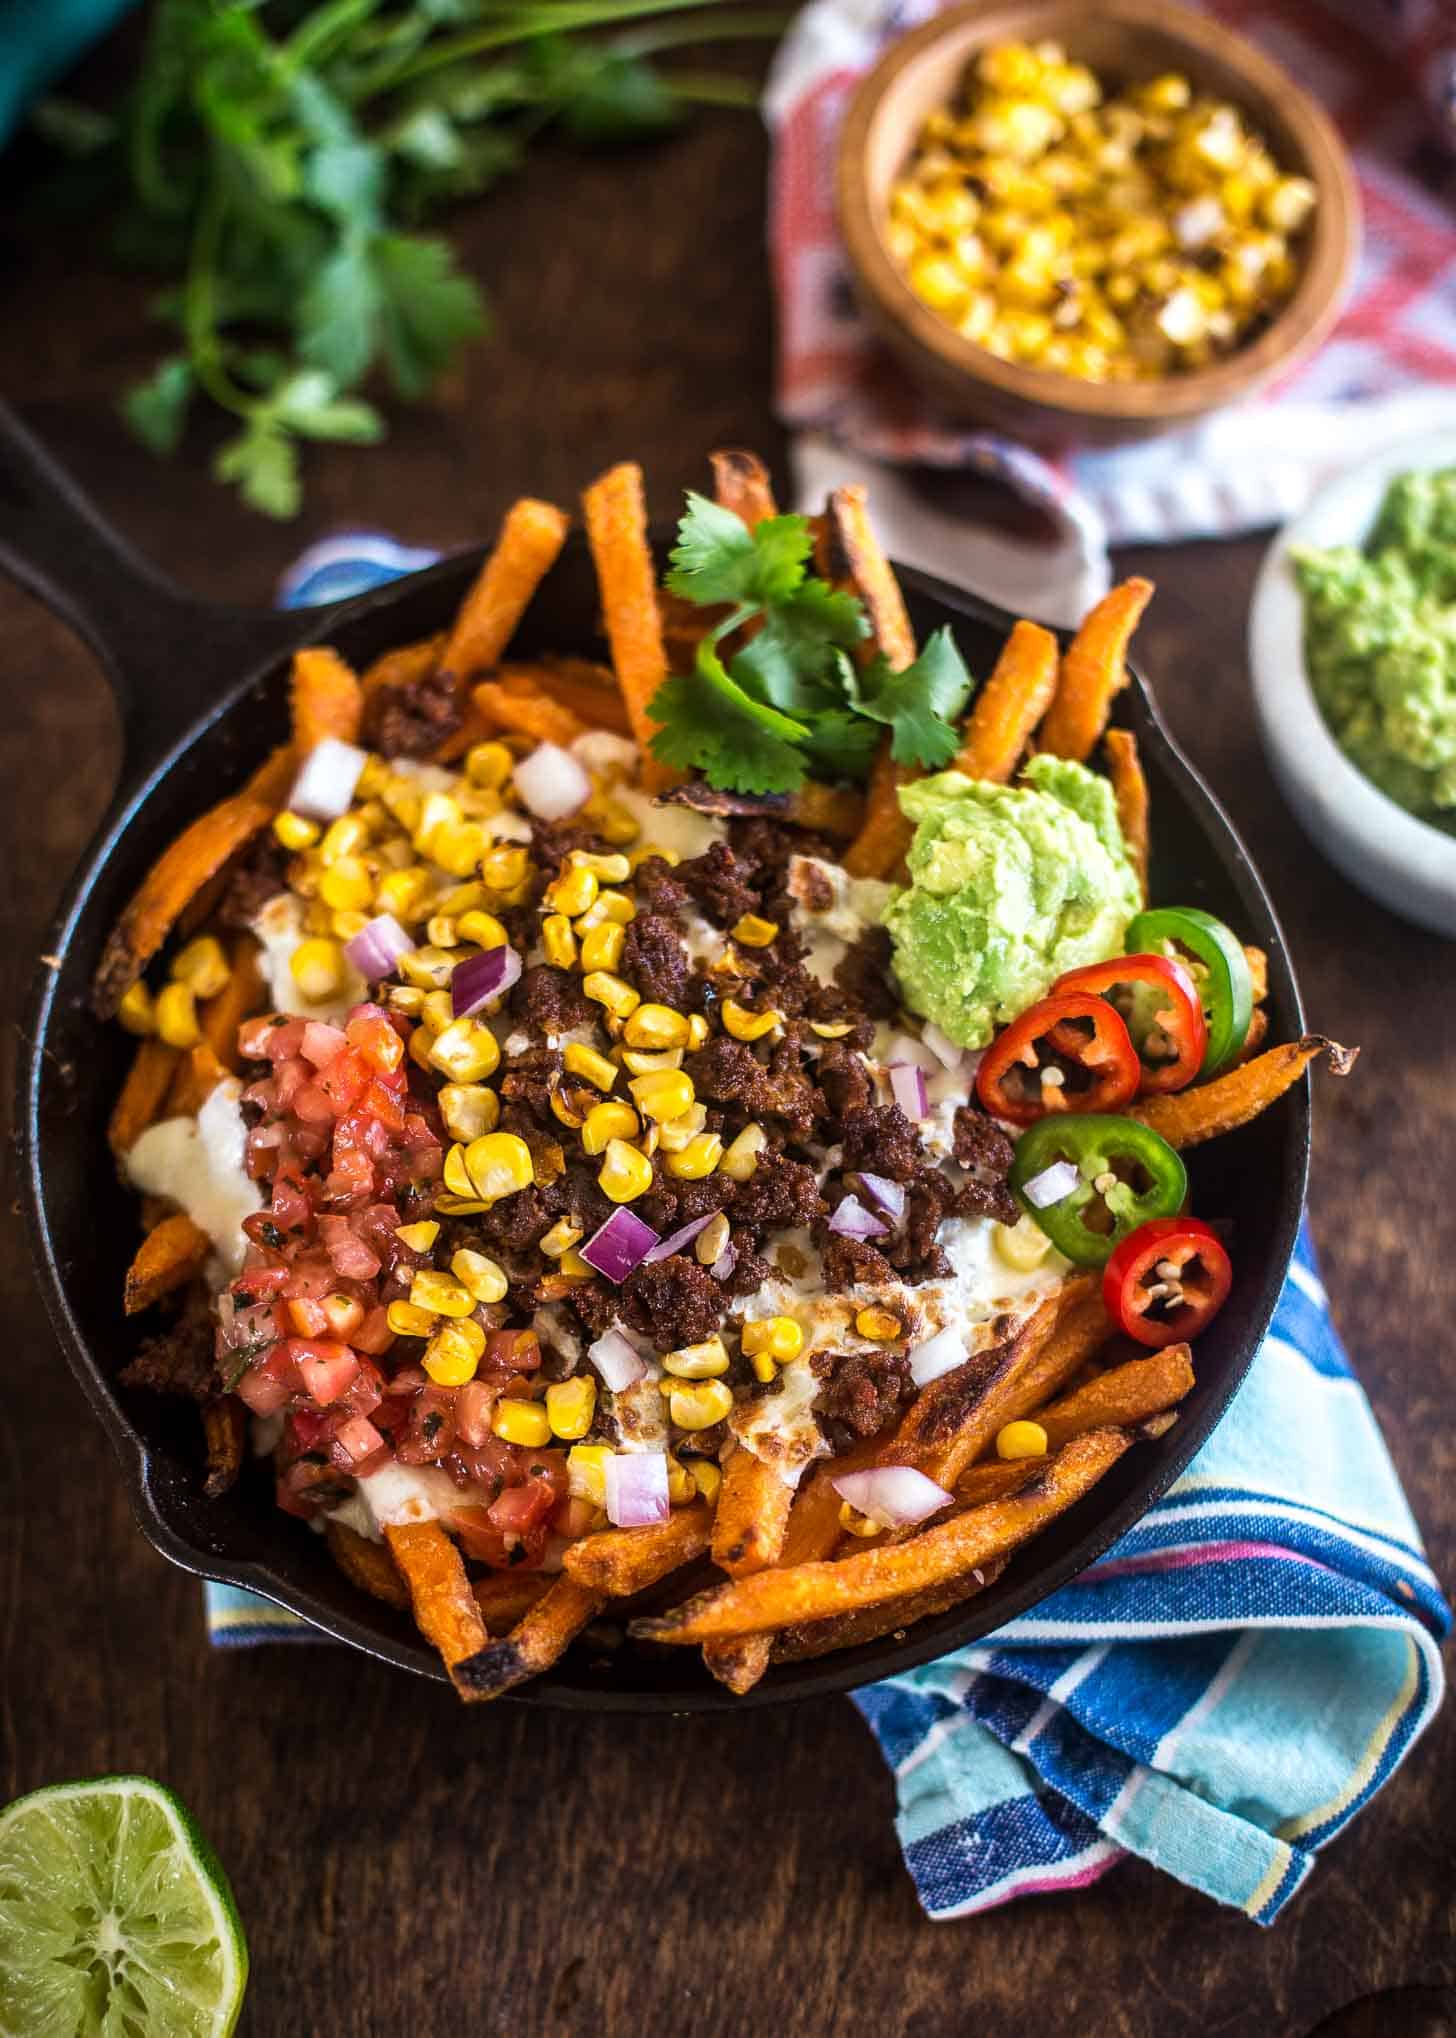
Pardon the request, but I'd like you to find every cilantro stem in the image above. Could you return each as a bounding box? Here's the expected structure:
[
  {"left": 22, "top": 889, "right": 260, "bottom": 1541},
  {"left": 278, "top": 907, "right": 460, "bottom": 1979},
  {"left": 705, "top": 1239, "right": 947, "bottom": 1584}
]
[
  {"left": 181, "top": 176, "right": 253, "bottom": 420},
  {"left": 606, "top": 9, "right": 791, "bottom": 56},
  {"left": 363, "top": 0, "right": 750, "bottom": 95}
]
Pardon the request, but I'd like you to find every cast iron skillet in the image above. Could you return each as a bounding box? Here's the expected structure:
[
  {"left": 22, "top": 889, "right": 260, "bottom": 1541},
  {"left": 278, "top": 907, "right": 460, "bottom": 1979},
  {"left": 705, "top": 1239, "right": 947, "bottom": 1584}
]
[{"left": 4, "top": 401, "right": 1308, "bottom": 1711}]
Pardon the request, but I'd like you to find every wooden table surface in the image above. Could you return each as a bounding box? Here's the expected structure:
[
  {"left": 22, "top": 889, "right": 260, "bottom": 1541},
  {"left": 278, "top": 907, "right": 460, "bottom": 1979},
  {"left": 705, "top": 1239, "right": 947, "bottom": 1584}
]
[{"left": 1, "top": 78, "right": 1452, "bottom": 2038}]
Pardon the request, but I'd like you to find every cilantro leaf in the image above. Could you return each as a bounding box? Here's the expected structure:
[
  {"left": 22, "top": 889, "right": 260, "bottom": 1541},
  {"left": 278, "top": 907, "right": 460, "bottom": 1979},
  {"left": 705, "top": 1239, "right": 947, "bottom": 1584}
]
[
  {"left": 666, "top": 495, "right": 812, "bottom": 610},
  {"left": 213, "top": 418, "right": 301, "bottom": 519},
  {"left": 850, "top": 628, "right": 975, "bottom": 769},
  {"left": 647, "top": 641, "right": 808, "bottom": 794},
  {"left": 371, "top": 232, "right": 489, "bottom": 398},
  {"left": 797, "top": 705, "right": 882, "bottom": 782},
  {"left": 121, "top": 356, "right": 193, "bottom": 456}
]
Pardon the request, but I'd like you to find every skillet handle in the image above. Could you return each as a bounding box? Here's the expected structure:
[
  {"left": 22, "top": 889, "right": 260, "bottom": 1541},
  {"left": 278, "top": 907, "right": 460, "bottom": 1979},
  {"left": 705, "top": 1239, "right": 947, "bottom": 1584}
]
[{"left": 0, "top": 401, "right": 323, "bottom": 773}]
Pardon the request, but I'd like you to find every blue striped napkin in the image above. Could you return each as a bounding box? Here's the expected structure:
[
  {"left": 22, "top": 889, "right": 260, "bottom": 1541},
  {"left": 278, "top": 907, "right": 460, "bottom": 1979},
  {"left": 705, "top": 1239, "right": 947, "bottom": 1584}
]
[{"left": 205, "top": 536, "right": 1449, "bottom": 1926}]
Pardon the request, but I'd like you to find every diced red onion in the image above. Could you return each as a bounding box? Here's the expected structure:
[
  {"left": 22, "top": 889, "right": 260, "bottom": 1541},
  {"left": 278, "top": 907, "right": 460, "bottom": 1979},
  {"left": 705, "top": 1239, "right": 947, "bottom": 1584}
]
[
  {"left": 827, "top": 1193, "right": 888, "bottom": 1240},
  {"left": 908, "top": 1325, "right": 967, "bottom": 1387},
  {"left": 580, "top": 1208, "right": 660, "bottom": 1283},
  {"left": 832, "top": 1465, "right": 952, "bottom": 1528},
  {"left": 605, "top": 1450, "right": 670, "bottom": 1528},
  {"left": 643, "top": 1213, "right": 713, "bottom": 1263},
  {"left": 513, "top": 741, "right": 591, "bottom": 820},
  {"left": 588, "top": 1328, "right": 647, "bottom": 1391},
  {"left": 710, "top": 1244, "right": 737, "bottom": 1281},
  {"left": 289, "top": 738, "right": 368, "bottom": 820},
  {"left": 857, "top": 1173, "right": 906, "bottom": 1223},
  {"left": 450, "top": 944, "right": 523, "bottom": 1018},
  {"left": 1022, "top": 1160, "right": 1081, "bottom": 1209},
  {"left": 888, "top": 1062, "right": 928, "bottom": 1120},
  {"left": 344, "top": 914, "right": 414, "bottom": 982},
  {"left": 921, "top": 1021, "right": 965, "bottom": 1070}
]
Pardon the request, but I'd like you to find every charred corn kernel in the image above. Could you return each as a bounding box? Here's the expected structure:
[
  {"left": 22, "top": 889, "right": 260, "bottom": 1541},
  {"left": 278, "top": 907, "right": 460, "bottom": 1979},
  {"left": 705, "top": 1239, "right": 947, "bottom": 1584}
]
[
  {"left": 623, "top": 1003, "right": 691, "bottom": 1052},
  {"left": 419, "top": 989, "right": 455, "bottom": 1036},
  {"left": 810, "top": 1020, "right": 853, "bottom": 1041},
  {"left": 839, "top": 1501, "right": 881, "bottom": 1538},
  {"left": 481, "top": 845, "right": 530, "bottom": 893},
  {"left": 741, "top": 1317, "right": 804, "bottom": 1363},
  {"left": 430, "top": 822, "right": 490, "bottom": 878},
  {"left": 576, "top": 887, "right": 635, "bottom": 929},
  {"left": 562, "top": 1042, "right": 616, "bottom": 1093},
  {"left": 492, "top": 1398, "right": 551, "bottom": 1447},
  {"left": 557, "top": 1248, "right": 594, "bottom": 1280},
  {"left": 397, "top": 944, "right": 455, "bottom": 990},
  {"left": 432, "top": 880, "right": 481, "bottom": 916},
  {"left": 449, "top": 1248, "right": 508, "bottom": 1306},
  {"left": 438, "top": 1083, "right": 499, "bottom": 1142},
  {"left": 666, "top": 1340, "right": 732, "bottom": 1384},
  {"left": 690, "top": 1459, "right": 722, "bottom": 1506},
  {"left": 579, "top": 921, "right": 625, "bottom": 973},
  {"left": 413, "top": 792, "right": 459, "bottom": 852},
  {"left": 721, "top": 999, "right": 780, "bottom": 1042},
  {"left": 422, "top": 1321, "right": 485, "bottom": 1386},
  {"left": 319, "top": 814, "right": 370, "bottom": 865},
  {"left": 425, "top": 914, "right": 458, "bottom": 949},
  {"left": 542, "top": 914, "right": 578, "bottom": 969},
  {"left": 465, "top": 740, "right": 514, "bottom": 789},
  {"left": 567, "top": 1444, "right": 612, "bottom": 1505},
  {"left": 749, "top": 1352, "right": 779, "bottom": 1385},
  {"left": 856, "top": 1307, "right": 903, "bottom": 1343},
  {"left": 548, "top": 865, "right": 598, "bottom": 917},
  {"left": 593, "top": 801, "right": 641, "bottom": 847},
  {"left": 582, "top": 1100, "right": 639, "bottom": 1155},
  {"left": 441, "top": 1142, "right": 476, "bottom": 1200},
  {"left": 719, "top": 1123, "right": 767, "bottom": 1181},
  {"left": 665, "top": 1132, "right": 722, "bottom": 1181},
  {"left": 408, "top": 1025, "right": 435, "bottom": 1072},
  {"left": 669, "top": 1379, "right": 733, "bottom": 1431},
  {"left": 374, "top": 867, "right": 432, "bottom": 923},
  {"left": 539, "top": 1217, "right": 584, "bottom": 1259},
  {"left": 627, "top": 841, "right": 677, "bottom": 870},
  {"left": 551, "top": 1088, "right": 588, "bottom": 1131},
  {"left": 996, "top": 1419, "right": 1049, "bottom": 1461},
  {"left": 353, "top": 754, "right": 387, "bottom": 799},
  {"left": 994, "top": 1213, "right": 1054, "bottom": 1271},
  {"left": 569, "top": 849, "right": 631, "bottom": 882},
  {"left": 666, "top": 1454, "right": 697, "bottom": 1506},
  {"left": 431, "top": 1192, "right": 490, "bottom": 1217},
  {"left": 172, "top": 934, "right": 230, "bottom": 998},
  {"left": 695, "top": 1213, "right": 730, "bottom": 1267},
  {"left": 456, "top": 910, "right": 509, "bottom": 950},
  {"left": 686, "top": 1013, "right": 709, "bottom": 1050},
  {"left": 598, "top": 1136, "right": 653, "bottom": 1203},
  {"left": 395, "top": 1220, "right": 440, "bottom": 1253},
  {"left": 154, "top": 981, "right": 200, "bottom": 1049},
  {"left": 273, "top": 809, "right": 319, "bottom": 851},
  {"left": 464, "top": 1131, "right": 533, "bottom": 1200},
  {"left": 621, "top": 1047, "right": 683, "bottom": 1077},
  {"left": 409, "top": 1269, "right": 474, "bottom": 1318},
  {"left": 545, "top": 1376, "right": 597, "bottom": 1441},
  {"left": 657, "top": 1103, "right": 707, "bottom": 1153},
  {"left": 289, "top": 938, "right": 346, "bottom": 1004},
  {"left": 629, "top": 1069, "right": 695, "bottom": 1123},
  {"left": 638, "top": 1123, "right": 660, "bottom": 1160},
  {"left": 428, "top": 1019, "right": 499, "bottom": 1083},
  {"left": 117, "top": 978, "right": 157, "bottom": 1036},
  {"left": 731, "top": 912, "right": 782, "bottom": 949},
  {"left": 583, "top": 971, "right": 639, "bottom": 1019},
  {"left": 386, "top": 1300, "right": 436, "bottom": 1337},
  {"left": 331, "top": 909, "right": 369, "bottom": 943}
]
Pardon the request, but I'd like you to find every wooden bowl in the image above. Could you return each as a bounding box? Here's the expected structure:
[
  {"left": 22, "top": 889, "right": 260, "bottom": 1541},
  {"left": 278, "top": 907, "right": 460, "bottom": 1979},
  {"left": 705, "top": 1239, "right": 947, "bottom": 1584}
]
[{"left": 836, "top": 0, "right": 1360, "bottom": 445}]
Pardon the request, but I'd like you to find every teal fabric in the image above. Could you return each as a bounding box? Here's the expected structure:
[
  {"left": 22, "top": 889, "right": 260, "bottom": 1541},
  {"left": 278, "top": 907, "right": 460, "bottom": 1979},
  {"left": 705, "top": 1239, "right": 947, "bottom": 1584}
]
[{"left": 0, "top": 0, "right": 135, "bottom": 149}]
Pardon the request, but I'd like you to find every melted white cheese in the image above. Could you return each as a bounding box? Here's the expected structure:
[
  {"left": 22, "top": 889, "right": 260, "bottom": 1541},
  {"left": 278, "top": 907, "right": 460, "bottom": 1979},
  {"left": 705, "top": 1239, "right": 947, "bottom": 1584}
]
[
  {"left": 787, "top": 856, "right": 894, "bottom": 984},
  {"left": 617, "top": 786, "right": 724, "bottom": 861},
  {"left": 570, "top": 730, "right": 638, "bottom": 780},
  {"left": 327, "top": 1462, "right": 464, "bottom": 1542},
  {"left": 252, "top": 893, "right": 367, "bottom": 1022},
  {"left": 125, "top": 1079, "right": 261, "bottom": 1280}
]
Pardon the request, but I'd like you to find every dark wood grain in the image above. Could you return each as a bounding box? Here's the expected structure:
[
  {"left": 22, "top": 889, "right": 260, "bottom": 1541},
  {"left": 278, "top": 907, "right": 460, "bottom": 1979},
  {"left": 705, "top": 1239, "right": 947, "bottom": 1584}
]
[{"left": 0, "top": 74, "right": 1451, "bottom": 2038}]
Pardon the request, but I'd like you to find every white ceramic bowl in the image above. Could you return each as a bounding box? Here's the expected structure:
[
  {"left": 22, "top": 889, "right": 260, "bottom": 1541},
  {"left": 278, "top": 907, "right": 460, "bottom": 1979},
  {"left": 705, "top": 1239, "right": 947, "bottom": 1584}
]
[{"left": 1249, "top": 434, "right": 1456, "bottom": 937}]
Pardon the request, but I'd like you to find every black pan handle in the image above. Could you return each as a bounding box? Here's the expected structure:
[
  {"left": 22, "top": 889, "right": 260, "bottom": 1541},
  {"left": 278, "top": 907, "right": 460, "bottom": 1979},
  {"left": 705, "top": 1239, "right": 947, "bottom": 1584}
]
[{"left": 0, "top": 401, "right": 328, "bottom": 776}]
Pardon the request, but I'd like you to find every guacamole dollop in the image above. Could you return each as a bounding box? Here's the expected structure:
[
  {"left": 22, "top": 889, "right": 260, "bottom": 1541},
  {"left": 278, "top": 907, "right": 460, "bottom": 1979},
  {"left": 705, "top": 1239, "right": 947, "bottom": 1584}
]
[
  {"left": 884, "top": 754, "right": 1141, "bottom": 1049},
  {"left": 1294, "top": 467, "right": 1456, "bottom": 829}
]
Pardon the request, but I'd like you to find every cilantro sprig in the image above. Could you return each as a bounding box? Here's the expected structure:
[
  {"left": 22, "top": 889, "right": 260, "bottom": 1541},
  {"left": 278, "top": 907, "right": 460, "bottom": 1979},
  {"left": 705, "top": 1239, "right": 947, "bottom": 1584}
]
[
  {"left": 648, "top": 493, "right": 973, "bottom": 791},
  {"left": 31, "top": 2, "right": 782, "bottom": 516}
]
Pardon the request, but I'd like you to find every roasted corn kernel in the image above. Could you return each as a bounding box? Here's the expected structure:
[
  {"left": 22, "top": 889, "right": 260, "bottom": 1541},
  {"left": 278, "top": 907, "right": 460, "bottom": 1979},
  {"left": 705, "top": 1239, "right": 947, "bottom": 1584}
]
[
  {"left": 289, "top": 938, "right": 346, "bottom": 1004},
  {"left": 567, "top": 1444, "right": 612, "bottom": 1506},
  {"left": 273, "top": 809, "right": 319, "bottom": 851},
  {"left": 428, "top": 1018, "right": 500, "bottom": 1083},
  {"left": 492, "top": 1398, "right": 552, "bottom": 1448},
  {"left": 456, "top": 910, "right": 510, "bottom": 951},
  {"left": 569, "top": 849, "right": 632, "bottom": 882},
  {"left": 668, "top": 1379, "right": 734, "bottom": 1431},
  {"left": 690, "top": 1459, "right": 722, "bottom": 1506},
  {"left": 155, "top": 981, "right": 201, "bottom": 1049},
  {"left": 623, "top": 1003, "right": 691, "bottom": 1052},
  {"left": 996, "top": 1419, "right": 1050, "bottom": 1460},
  {"left": 839, "top": 1501, "right": 881, "bottom": 1538},
  {"left": 994, "top": 1213, "right": 1054, "bottom": 1271},
  {"left": 418, "top": 989, "right": 455, "bottom": 1036},
  {"left": 539, "top": 1217, "right": 585, "bottom": 1259},
  {"left": 598, "top": 1136, "right": 653, "bottom": 1203},
  {"left": 546, "top": 1376, "right": 597, "bottom": 1441},
  {"left": 423, "top": 1319, "right": 486, "bottom": 1386},
  {"left": 662, "top": 1335, "right": 730, "bottom": 1380},
  {"left": 666, "top": 1454, "right": 697, "bottom": 1507},
  {"left": 465, "top": 741, "right": 514, "bottom": 790},
  {"left": 665, "top": 1132, "right": 722, "bottom": 1180},
  {"left": 620, "top": 1047, "right": 684, "bottom": 1077},
  {"left": 117, "top": 979, "right": 156, "bottom": 1036},
  {"left": 438, "top": 1083, "right": 499, "bottom": 1142},
  {"left": 463, "top": 1131, "right": 534, "bottom": 1200},
  {"left": 719, "top": 1123, "right": 767, "bottom": 1181},
  {"left": 409, "top": 1269, "right": 475, "bottom": 1318},
  {"left": 628, "top": 1069, "right": 695, "bottom": 1123},
  {"left": 576, "top": 887, "right": 635, "bottom": 928},
  {"left": 374, "top": 867, "right": 432, "bottom": 924},
  {"left": 582, "top": 971, "right": 640, "bottom": 1019},
  {"left": 749, "top": 1352, "right": 779, "bottom": 1386},
  {"left": 395, "top": 1220, "right": 440, "bottom": 1253},
  {"left": 396, "top": 944, "right": 456, "bottom": 990},
  {"left": 481, "top": 844, "right": 531, "bottom": 895},
  {"left": 695, "top": 1212, "right": 730, "bottom": 1266},
  {"left": 564, "top": 1041, "right": 618, "bottom": 1092},
  {"left": 579, "top": 921, "right": 626, "bottom": 973},
  {"left": 855, "top": 1307, "right": 904, "bottom": 1343},
  {"left": 386, "top": 1300, "right": 436, "bottom": 1338},
  {"left": 581, "top": 1100, "right": 640, "bottom": 1155},
  {"left": 548, "top": 864, "right": 598, "bottom": 917},
  {"left": 721, "top": 998, "right": 781, "bottom": 1042},
  {"left": 172, "top": 935, "right": 230, "bottom": 999},
  {"left": 450, "top": 1247, "right": 509, "bottom": 1305},
  {"left": 731, "top": 914, "right": 780, "bottom": 948},
  {"left": 741, "top": 1317, "right": 804, "bottom": 1362},
  {"left": 541, "top": 914, "right": 578, "bottom": 969},
  {"left": 656, "top": 1103, "right": 707, "bottom": 1152}
]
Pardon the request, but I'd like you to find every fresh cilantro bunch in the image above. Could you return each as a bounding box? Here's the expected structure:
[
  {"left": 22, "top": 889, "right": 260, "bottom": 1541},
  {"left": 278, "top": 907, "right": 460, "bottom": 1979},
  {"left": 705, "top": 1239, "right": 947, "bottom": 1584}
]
[
  {"left": 649, "top": 494, "right": 974, "bottom": 791},
  {"left": 33, "top": 0, "right": 775, "bottom": 515}
]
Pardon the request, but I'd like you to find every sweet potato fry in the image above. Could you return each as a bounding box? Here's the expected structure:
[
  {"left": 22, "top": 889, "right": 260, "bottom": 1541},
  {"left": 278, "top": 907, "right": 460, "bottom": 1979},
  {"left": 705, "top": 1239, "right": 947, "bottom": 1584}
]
[
  {"left": 327, "top": 1520, "right": 410, "bottom": 1610},
  {"left": 201, "top": 1395, "right": 246, "bottom": 1499},
  {"left": 471, "top": 678, "right": 586, "bottom": 748},
  {"left": 981, "top": 1345, "right": 1194, "bottom": 1472},
  {"left": 92, "top": 744, "right": 293, "bottom": 1017},
  {"left": 772, "top": 1558, "right": 1011, "bottom": 1663},
  {"left": 384, "top": 1520, "right": 488, "bottom": 1675},
  {"left": 562, "top": 1504, "right": 712, "bottom": 1594},
  {"left": 199, "top": 935, "right": 265, "bottom": 1072},
  {"left": 504, "top": 657, "right": 630, "bottom": 735},
  {"left": 166, "top": 1040, "right": 230, "bottom": 1119},
  {"left": 843, "top": 741, "right": 916, "bottom": 881},
  {"left": 632, "top": 1429, "right": 1133, "bottom": 1644},
  {"left": 453, "top": 1578, "right": 604, "bottom": 1701},
  {"left": 583, "top": 462, "right": 672, "bottom": 789},
  {"left": 290, "top": 645, "right": 362, "bottom": 751},
  {"left": 1245, "top": 944, "right": 1268, "bottom": 1006},
  {"left": 472, "top": 1570, "right": 553, "bottom": 1634},
  {"left": 441, "top": 497, "right": 571, "bottom": 684},
  {"left": 829, "top": 485, "right": 921, "bottom": 880},
  {"left": 1040, "top": 578, "right": 1154, "bottom": 762},
  {"left": 1131, "top": 1036, "right": 1357, "bottom": 1149},
  {"left": 124, "top": 1212, "right": 210, "bottom": 1314},
  {"left": 950, "top": 1461, "right": 1042, "bottom": 1508},
  {"left": 361, "top": 632, "right": 444, "bottom": 696},
  {"left": 954, "top": 619, "right": 1059, "bottom": 784},
  {"left": 1239, "top": 1006, "right": 1270, "bottom": 1062},
  {"left": 790, "top": 781, "right": 865, "bottom": 838},
  {"left": 108, "top": 1038, "right": 181, "bottom": 1155},
  {"left": 704, "top": 1451, "right": 795, "bottom": 1696},
  {"left": 711, "top": 448, "right": 778, "bottom": 530},
  {"left": 1104, "top": 726, "right": 1150, "bottom": 897}
]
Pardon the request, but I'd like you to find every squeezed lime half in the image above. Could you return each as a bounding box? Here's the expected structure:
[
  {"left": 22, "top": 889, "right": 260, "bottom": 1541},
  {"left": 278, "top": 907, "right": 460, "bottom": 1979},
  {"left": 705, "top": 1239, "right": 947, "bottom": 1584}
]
[{"left": 0, "top": 1776, "right": 248, "bottom": 2037}]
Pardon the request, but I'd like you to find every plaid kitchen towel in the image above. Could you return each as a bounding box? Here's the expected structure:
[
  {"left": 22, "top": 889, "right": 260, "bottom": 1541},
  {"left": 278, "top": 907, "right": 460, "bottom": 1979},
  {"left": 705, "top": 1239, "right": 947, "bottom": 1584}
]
[
  {"left": 207, "top": 537, "right": 1449, "bottom": 1924},
  {"left": 767, "top": 0, "right": 1456, "bottom": 616}
]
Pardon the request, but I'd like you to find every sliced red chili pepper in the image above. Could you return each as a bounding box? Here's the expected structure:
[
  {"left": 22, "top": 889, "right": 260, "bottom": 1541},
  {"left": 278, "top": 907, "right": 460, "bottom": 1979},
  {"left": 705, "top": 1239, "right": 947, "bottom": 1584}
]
[
  {"left": 1053, "top": 953, "right": 1207, "bottom": 1096},
  {"left": 1104, "top": 1216, "right": 1232, "bottom": 1347},
  {"left": 976, "top": 992, "right": 1140, "bottom": 1126}
]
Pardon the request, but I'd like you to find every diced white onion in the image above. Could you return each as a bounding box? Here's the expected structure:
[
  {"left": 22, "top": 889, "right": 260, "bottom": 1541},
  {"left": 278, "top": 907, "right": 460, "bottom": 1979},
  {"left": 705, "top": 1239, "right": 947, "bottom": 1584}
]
[
  {"left": 514, "top": 741, "right": 590, "bottom": 820},
  {"left": 921, "top": 1022, "right": 965, "bottom": 1070},
  {"left": 908, "top": 1325, "right": 968, "bottom": 1387},
  {"left": 588, "top": 1327, "right": 646, "bottom": 1391},
  {"left": 288, "top": 738, "right": 368, "bottom": 820},
  {"left": 605, "top": 1451, "right": 670, "bottom": 1528},
  {"left": 1022, "top": 1160, "right": 1081, "bottom": 1209},
  {"left": 832, "top": 1465, "right": 952, "bottom": 1529}
]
